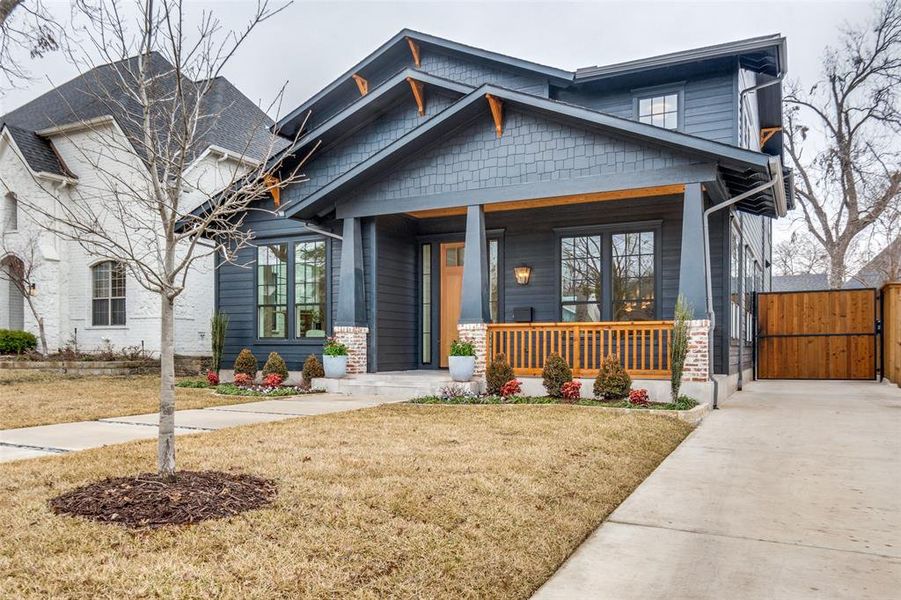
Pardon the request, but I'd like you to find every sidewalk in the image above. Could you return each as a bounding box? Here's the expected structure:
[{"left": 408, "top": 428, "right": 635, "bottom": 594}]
[
  {"left": 0, "top": 393, "right": 396, "bottom": 462},
  {"left": 533, "top": 380, "right": 901, "bottom": 600}
]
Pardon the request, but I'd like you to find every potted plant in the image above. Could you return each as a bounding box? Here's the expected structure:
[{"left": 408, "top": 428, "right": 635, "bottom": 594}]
[
  {"left": 322, "top": 337, "right": 348, "bottom": 378},
  {"left": 448, "top": 339, "right": 476, "bottom": 382}
]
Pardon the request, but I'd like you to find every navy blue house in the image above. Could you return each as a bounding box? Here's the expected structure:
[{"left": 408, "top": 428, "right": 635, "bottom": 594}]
[{"left": 215, "top": 30, "right": 792, "bottom": 388}]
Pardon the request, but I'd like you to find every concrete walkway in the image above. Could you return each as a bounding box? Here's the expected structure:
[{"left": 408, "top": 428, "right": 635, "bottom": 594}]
[
  {"left": 534, "top": 380, "right": 901, "bottom": 600},
  {"left": 0, "top": 393, "right": 396, "bottom": 462}
]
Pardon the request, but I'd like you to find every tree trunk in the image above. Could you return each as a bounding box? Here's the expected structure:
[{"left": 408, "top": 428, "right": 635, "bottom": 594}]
[
  {"left": 24, "top": 296, "right": 48, "bottom": 355},
  {"left": 0, "top": 0, "right": 23, "bottom": 26},
  {"left": 828, "top": 247, "right": 847, "bottom": 289},
  {"left": 158, "top": 295, "right": 176, "bottom": 481}
]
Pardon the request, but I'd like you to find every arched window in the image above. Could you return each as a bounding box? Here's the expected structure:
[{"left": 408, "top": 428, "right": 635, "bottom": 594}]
[
  {"left": 92, "top": 261, "right": 126, "bottom": 326},
  {"left": 3, "top": 192, "right": 17, "bottom": 231}
]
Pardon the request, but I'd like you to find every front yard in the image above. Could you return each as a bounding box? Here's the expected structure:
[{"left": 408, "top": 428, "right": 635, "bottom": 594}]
[
  {"left": 0, "top": 403, "right": 691, "bottom": 598},
  {"left": 0, "top": 373, "right": 252, "bottom": 429}
]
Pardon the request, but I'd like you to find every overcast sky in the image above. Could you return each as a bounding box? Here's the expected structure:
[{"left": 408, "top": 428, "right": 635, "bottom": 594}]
[{"left": 0, "top": 0, "right": 874, "bottom": 242}]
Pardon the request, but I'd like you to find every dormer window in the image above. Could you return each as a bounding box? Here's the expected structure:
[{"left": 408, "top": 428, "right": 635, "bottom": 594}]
[{"left": 635, "top": 90, "right": 681, "bottom": 130}]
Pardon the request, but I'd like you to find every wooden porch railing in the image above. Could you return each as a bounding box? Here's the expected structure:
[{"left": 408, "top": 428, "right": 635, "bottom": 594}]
[{"left": 487, "top": 321, "right": 674, "bottom": 379}]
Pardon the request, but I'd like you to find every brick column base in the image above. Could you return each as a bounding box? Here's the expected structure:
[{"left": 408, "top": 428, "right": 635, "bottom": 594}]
[
  {"left": 457, "top": 322, "right": 488, "bottom": 380},
  {"left": 682, "top": 319, "right": 711, "bottom": 383},
  {"left": 333, "top": 326, "right": 369, "bottom": 374}
]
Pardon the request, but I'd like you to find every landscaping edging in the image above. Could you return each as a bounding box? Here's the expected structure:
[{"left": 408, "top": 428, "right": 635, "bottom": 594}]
[{"left": 0, "top": 355, "right": 211, "bottom": 377}]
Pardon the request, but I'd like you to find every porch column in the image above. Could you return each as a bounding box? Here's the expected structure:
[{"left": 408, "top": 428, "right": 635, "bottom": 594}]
[
  {"left": 335, "top": 216, "right": 368, "bottom": 374},
  {"left": 457, "top": 204, "right": 489, "bottom": 383},
  {"left": 678, "top": 182, "right": 707, "bottom": 313}
]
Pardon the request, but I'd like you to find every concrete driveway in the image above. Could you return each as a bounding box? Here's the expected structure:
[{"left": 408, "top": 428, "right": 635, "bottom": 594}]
[{"left": 534, "top": 380, "right": 901, "bottom": 600}]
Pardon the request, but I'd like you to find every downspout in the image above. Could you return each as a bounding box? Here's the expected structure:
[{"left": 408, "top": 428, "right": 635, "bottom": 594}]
[{"left": 703, "top": 156, "right": 786, "bottom": 408}]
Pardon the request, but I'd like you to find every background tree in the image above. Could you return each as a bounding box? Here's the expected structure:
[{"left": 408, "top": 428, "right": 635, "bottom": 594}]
[
  {"left": 784, "top": 0, "right": 901, "bottom": 287},
  {"left": 15, "top": 0, "right": 311, "bottom": 480},
  {"left": 772, "top": 231, "right": 830, "bottom": 276},
  {"left": 0, "top": 232, "right": 49, "bottom": 354},
  {"left": 0, "top": 0, "right": 65, "bottom": 89}
]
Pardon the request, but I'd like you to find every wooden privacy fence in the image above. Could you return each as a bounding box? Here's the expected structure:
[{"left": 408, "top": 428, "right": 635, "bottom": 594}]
[
  {"left": 487, "top": 321, "right": 673, "bottom": 379},
  {"left": 883, "top": 283, "right": 901, "bottom": 386}
]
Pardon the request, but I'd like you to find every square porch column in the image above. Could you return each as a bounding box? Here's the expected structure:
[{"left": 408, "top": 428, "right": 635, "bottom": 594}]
[
  {"left": 678, "top": 182, "right": 708, "bottom": 314},
  {"left": 457, "top": 204, "right": 489, "bottom": 381},
  {"left": 335, "top": 216, "right": 368, "bottom": 373}
]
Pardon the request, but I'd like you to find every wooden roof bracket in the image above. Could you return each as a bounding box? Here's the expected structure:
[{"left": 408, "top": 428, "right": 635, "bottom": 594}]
[
  {"left": 406, "top": 37, "right": 421, "bottom": 67},
  {"left": 352, "top": 73, "right": 369, "bottom": 96},
  {"left": 264, "top": 174, "right": 281, "bottom": 207},
  {"left": 485, "top": 93, "right": 503, "bottom": 138},
  {"left": 406, "top": 77, "right": 426, "bottom": 116},
  {"left": 759, "top": 126, "right": 781, "bottom": 149}
]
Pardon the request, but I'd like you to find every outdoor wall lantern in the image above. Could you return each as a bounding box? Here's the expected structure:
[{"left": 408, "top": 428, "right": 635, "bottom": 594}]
[{"left": 513, "top": 264, "right": 532, "bottom": 285}]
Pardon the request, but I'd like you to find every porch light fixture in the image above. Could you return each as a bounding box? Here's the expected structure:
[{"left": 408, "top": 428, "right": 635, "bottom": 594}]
[{"left": 513, "top": 265, "right": 532, "bottom": 285}]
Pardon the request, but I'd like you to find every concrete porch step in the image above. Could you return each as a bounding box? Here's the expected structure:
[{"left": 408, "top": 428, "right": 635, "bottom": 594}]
[{"left": 312, "top": 372, "right": 481, "bottom": 400}]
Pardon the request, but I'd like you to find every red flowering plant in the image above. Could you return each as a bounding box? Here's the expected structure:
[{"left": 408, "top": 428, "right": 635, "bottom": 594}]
[
  {"left": 500, "top": 379, "right": 522, "bottom": 398},
  {"left": 262, "top": 373, "right": 284, "bottom": 388},
  {"left": 206, "top": 370, "right": 220, "bottom": 386},
  {"left": 233, "top": 373, "right": 252, "bottom": 387},
  {"left": 628, "top": 388, "right": 650, "bottom": 406},
  {"left": 560, "top": 380, "right": 582, "bottom": 402}
]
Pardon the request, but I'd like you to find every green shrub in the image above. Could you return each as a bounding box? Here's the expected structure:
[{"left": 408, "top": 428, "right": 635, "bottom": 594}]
[
  {"left": 261, "top": 352, "right": 288, "bottom": 379},
  {"left": 542, "top": 353, "right": 572, "bottom": 398},
  {"left": 593, "top": 354, "right": 632, "bottom": 400},
  {"left": 323, "top": 338, "right": 348, "bottom": 356},
  {"left": 210, "top": 311, "right": 229, "bottom": 373},
  {"left": 486, "top": 353, "right": 515, "bottom": 395},
  {"left": 233, "top": 348, "right": 258, "bottom": 379},
  {"left": 302, "top": 354, "right": 324, "bottom": 385},
  {"left": 670, "top": 294, "right": 694, "bottom": 402},
  {"left": 175, "top": 379, "right": 209, "bottom": 388},
  {"left": 450, "top": 340, "right": 475, "bottom": 356},
  {"left": 0, "top": 329, "right": 37, "bottom": 354}
]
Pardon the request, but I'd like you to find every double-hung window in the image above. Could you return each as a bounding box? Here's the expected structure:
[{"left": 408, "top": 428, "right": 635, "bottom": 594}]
[
  {"left": 257, "top": 244, "right": 288, "bottom": 338},
  {"left": 92, "top": 261, "right": 126, "bottom": 326}
]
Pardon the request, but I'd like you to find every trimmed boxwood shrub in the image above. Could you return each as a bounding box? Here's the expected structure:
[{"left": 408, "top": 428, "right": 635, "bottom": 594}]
[
  {"left": 593, "top": 354, "right": 632, "bottom": 400},
  {"left": 486, "top": 353, "right": 515, "bottom": 395},
  {"left": 0, "top": 329, "right": 37, "bottom": 354},
  {"left": 261, "top": 352, "right": 288, "bottom": 380},
  {"left": 302, "top": 354, "right": 324, "bottom": 385},
  {"left": 233, "top": 348, "right": 258, "bottom": 380},
  {"left": 542, "top": 353, "right": 572, "bottom": 398}
]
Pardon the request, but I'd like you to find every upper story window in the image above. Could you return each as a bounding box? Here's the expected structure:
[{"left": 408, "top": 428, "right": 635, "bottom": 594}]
[
  {"left": 4, "top": 192, "right": 17, "bottom": 231},
  {"left": 92, "top": 261, "right": 126, "bottom": 326},
  {"left": 637, "top": 93, "right": 679, "bottom": 130}
]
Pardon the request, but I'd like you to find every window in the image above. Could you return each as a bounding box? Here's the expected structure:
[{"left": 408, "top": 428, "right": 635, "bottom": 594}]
[
  {"left": 638, "top": 93, "right": 679, "bottom": 130},
  {"left": 744, "top": 249, "right": 755, "bottom": 344},
  {"left": 730, "top": 228, "right": 741, "bottom": 341},
  {"left": 489, "top": 239, "right": 499, "bottom": 322},
  {"left": 91, "top": 261, "right": 126, "bottom": 326},
  {"left": 421, "top": 244, "right": 432, "bottom": 364},
  {"left": 4, "top": 192, "right": 17, "bottom": 231},
  {"left": 294, "top": 241, "right": 326, "bottom": 338},
  {"left": 561, "top": 235, "right": 603, "bottom": 322},
  {"left": 612, "top": 231, "right": 655, "bottom": 320},
  {"left": 257, "top": 244, "right": 287, "bottom": 338}
]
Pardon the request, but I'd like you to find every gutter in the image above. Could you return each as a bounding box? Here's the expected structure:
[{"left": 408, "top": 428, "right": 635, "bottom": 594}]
[{"left": 702, "top": 156, "right": 785, "bottom": 408}]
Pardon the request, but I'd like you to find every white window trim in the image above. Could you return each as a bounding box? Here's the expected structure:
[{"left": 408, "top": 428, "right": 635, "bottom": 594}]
[{"left": 631, "top": 82, "right": 685, "bottom": 132}]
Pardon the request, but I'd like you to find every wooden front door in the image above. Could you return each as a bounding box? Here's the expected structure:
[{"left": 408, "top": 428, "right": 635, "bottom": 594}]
[
  {"left": 440, "top": 242, "right": 465, "bottom": 367},
  {"left": 756, "top": 289, "right": 877, "bottom": 380}
]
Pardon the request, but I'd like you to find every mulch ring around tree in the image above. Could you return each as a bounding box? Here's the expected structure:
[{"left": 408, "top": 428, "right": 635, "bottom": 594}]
[{"left": 49, "top": 470, "right": 277, "bottom": 528}]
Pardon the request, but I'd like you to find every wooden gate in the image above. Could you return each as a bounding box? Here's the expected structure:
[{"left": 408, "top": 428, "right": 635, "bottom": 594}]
[{"left": 756, "top": 289, "right": 877, "bottom": 380}]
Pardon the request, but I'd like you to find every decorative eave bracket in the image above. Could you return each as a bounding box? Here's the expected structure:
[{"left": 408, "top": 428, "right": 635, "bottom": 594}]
[
  {"left": 264, "top": 174, "right": 281, "bottom": 207},
  {"left": 759, "top": 126, "right": 781, "bottom": 149},
  {"left": 485, "top": 93, "right": 504, "bottom": 138},
  {"left": 406, "top": 37, "right": 421, "bottom": 67},
  {"left": 406, "top": 77, "right": 426, "bottom": 116},
  {"left": 352, "top": 73, "right": 369, "bottom": 96}
]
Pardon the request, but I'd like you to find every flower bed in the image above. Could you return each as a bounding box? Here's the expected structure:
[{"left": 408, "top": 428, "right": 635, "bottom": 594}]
[
  {"left": 214, "top": 383, "right": 320, "bottom": 397},
  {"left": 411, "top": 394, "right": 698, "bottom": 410}
]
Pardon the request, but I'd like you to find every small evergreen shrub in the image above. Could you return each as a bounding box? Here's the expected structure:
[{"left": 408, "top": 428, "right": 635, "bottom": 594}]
[
  {"left": 261, "top": 352, "right": 288, "bottom": 379},
  {"left": 0, "top": 329, "right": 37, "bottom": 354},
  {"left": 561, "top": 381, "right": 582, "bottom": 402},
  {"left": 593, "top": 354, "right": 632, "bottom": 400},
  {"left": 486, "top": 353, "right": 515, "bottom": 395},
  {"left": 175, "top": 379, "right": 208, "bottom": 388},
  {"left": 210, "top": 311, "right": 229, "bottom": 373},
  {"left": 233, "top": 373, "right": 252, "bottom": 386},
  {"left": 670, "top": 294, "right": 694, "bottom": 402},
  {"left": 233, "top": 348, "right": 258, "bottom": 379},
  {"left": 542, "top": 353, "right": 572, "bottom": 398},
  {"left": 302, "top": 355, "right": 324, "bottom": 385}
]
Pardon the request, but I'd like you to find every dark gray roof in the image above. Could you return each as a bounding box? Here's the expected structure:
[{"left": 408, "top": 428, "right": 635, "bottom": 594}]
[
  {"left": 1, "top": 52, "right": 286, "bottom": 176},
  {"left": 771, "top": 273, "right": 830, "bottom": 292}
]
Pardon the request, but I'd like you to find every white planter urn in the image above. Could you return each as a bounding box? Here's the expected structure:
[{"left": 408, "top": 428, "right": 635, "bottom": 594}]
[
  {"left": 448, "top": 355, "right": 475, "bottom": 382},
  {"left": 323, "top": 355, "right": 347, "bottom": 378}
]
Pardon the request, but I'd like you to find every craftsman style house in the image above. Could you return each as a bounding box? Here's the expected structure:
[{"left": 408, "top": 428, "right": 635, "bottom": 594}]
[{"left": 214, "top": 31, "right": 792, "bottom": 395}]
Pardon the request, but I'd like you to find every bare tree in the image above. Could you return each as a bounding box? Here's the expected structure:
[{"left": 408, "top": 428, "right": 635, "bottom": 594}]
[
  {"left": 784, "top": 0, "right": 901, "bottom": 287},
  {"left": 0, "top": 232, "right": 48, "bottom": 354},
  {"left": 0, "top": 0, "right": 64, "bottom": 88},
  {"left": 15, "top": 0, "right": 313, "bottom": 480},
  {"left": 773, "top": 231, "right": 829, "bottom": 276}
]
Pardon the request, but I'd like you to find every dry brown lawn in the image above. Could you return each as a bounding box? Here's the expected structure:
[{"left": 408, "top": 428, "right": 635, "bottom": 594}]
[
  {"left": 0, "top": 373, "right": 248, "bottom": 429},
  {"left": 0, "top": 403, "right": 691, "bottom": 599}
]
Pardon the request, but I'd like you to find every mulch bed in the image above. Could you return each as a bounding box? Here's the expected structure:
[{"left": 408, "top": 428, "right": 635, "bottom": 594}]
[{"left": 49, "top": 470, "right": 277, "bottom": 528}]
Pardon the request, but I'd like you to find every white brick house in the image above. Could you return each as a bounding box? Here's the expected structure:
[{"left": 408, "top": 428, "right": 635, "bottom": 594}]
[{"left": 0, "top": 54, "right": 283, "bottom": 356}]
